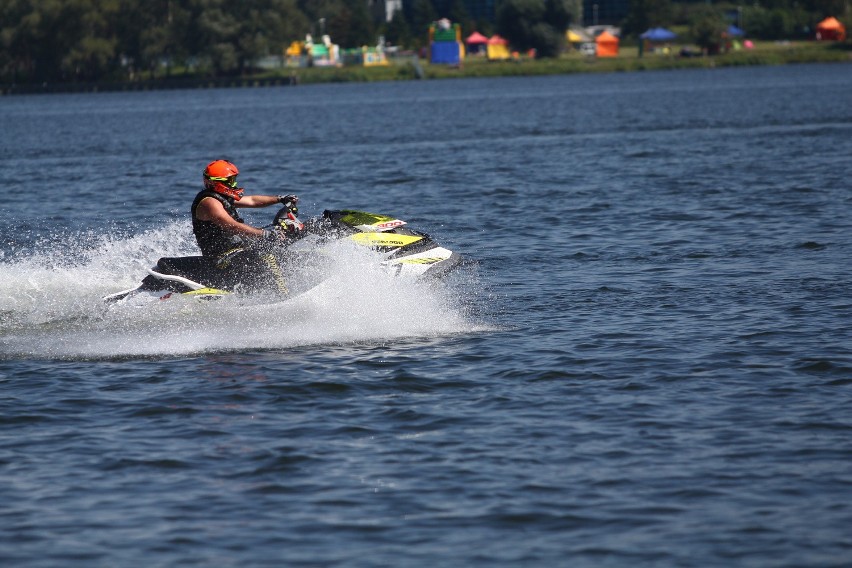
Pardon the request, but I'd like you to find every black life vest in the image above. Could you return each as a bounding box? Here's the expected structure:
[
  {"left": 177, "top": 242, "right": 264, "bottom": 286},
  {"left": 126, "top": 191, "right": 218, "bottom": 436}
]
[{"left": 191, "top": 190, "right": 246, "bottom": 257}]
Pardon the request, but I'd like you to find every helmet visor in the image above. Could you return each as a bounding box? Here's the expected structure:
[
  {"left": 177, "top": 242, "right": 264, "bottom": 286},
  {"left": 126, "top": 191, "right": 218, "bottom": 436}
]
[{"left": 207, "top": 174, "right": 238, "bottom": 188}]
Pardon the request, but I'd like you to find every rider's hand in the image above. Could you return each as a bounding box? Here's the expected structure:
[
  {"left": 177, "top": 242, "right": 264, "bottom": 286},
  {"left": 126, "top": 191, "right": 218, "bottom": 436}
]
[
  {"left": 261, "top": 228, "right": 287, "bottom": 243},
  {"left": 277, "top": 194, "right": 299, "bottom": 206}
]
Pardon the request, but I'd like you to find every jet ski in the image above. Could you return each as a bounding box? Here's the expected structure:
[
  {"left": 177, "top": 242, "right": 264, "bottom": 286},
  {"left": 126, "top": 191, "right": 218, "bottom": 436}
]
[{"left": 103, "top": 206, "right": 462, "bottom": 304}]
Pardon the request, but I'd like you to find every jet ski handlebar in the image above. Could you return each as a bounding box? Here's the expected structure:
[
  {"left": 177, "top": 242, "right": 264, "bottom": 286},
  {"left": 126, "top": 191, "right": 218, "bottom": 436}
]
[{"left": 271, "top": 203, "right": 305, "bottom": 238}]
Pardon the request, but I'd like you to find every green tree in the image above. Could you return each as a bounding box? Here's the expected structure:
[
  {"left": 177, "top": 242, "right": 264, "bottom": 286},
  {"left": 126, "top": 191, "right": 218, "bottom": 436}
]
[
  {"left": 0, "top": 0, "right": 58, "bottom": 82},
  {"left": 0, "top": 0, "right": 317, "bottom": 83},
  {"left": 113, "top": 0, "right": 184, "bottom": 79},
  {"left": 0, "top": 0, "right": 121, "bottom": 82},
  {"left": 382, "top": 9, "right": 413, "bottom": 48},
  {"left": 448, "top": 0, "right": 474, "bottom": 35},
  {"left": 496, "top": 0, "right": 571, "bottom": 58},
  {"left": 189, "top": 0, "right": 308, "bottom": 75},
  {"left": 192, "top": 0, "right": 239, "bottom": 74},
  {"left": 297, "top": 0, "right": 339, "bottom": 38},
  {"left": 689, "top": 5, "right": 726, "bottom": 52},
  {"left": 474, "top": 17, "right": 496, "bottom": 36},
  {"left": 58, "top": 0, "right": 121, "bottom": 81},
  {"left": 408, "top": 0, "right": 437, "bottom": 48},
  {"left": 621, "top": 0, "right": 674, "bottom": 38},
  {"left": 332, "top": 0, "right": 376, "bottom": 47},
  {"left": 806, "top": 0, "right": 849, "bottom": 17}
]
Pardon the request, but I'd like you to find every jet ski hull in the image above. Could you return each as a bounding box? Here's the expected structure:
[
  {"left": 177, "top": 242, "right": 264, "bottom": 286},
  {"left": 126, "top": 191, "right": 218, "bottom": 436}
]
[{"left": 104, "top": 208, "right": 462, "bottom": 305}]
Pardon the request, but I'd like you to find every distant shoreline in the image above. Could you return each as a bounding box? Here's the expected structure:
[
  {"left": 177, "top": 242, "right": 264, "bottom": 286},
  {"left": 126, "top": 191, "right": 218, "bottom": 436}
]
[
  {"left": 3, "top": 42, "right": 850, "bottom": 96},
  {"left": 1, "top": 75, "right": 301, "bottom": 96}
]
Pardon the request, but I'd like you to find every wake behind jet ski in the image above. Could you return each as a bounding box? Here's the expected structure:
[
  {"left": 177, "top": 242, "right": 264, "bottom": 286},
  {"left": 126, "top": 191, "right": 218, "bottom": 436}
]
[{"left": 103, "top": 206, "right": 462, "bottom": 305}]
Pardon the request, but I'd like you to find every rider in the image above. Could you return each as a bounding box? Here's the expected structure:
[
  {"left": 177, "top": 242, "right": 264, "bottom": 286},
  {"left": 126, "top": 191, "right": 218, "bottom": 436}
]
[{"left": 192, "top": 159, "right": 299, "bottom": 294}]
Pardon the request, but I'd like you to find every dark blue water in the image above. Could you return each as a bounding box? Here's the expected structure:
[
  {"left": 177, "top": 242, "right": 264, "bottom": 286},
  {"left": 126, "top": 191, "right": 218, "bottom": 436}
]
[{"left": 2, "top": 64, "right": 851, "bottom": 566}]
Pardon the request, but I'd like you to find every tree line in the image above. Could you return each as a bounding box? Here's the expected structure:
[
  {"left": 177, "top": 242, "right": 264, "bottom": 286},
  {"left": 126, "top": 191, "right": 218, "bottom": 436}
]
[
  {"left": 0, "top": 0, "right": 575, "bottom": 84},
  {"left": 622, "top": 0, "right": 848, "bottom": 44},
  {"left": 1, "top": 0, "right": 847, "bottom": 85}
]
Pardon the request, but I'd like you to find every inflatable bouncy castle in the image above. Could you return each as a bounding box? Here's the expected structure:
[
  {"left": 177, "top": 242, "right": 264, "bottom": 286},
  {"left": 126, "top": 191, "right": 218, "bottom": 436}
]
[{"left": 430, "top": 19, "right": 464, "bottom": 64}]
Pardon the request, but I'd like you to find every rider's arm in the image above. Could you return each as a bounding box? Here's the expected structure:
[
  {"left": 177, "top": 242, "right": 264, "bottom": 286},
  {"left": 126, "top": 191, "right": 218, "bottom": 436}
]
[
  {"left": 195, "top": 197, "right": 264, "bottom": 238},
  {"left": 234, "top": 195, "right": 280, "bottom": 208}
]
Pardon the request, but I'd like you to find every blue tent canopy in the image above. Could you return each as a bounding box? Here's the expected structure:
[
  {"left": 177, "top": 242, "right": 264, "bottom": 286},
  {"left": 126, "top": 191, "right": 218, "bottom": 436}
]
[
  {"left": 727, "top": 25, "right": 745, "bottom": 36},
  {"left": 640, "top": 27, "right": 677, "bottom": 41}
]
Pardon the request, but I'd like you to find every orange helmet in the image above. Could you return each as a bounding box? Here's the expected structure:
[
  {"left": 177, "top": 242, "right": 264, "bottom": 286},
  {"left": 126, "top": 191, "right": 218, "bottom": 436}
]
[{"left": 203, "top": 159, "right": 243, "bottom": 200}]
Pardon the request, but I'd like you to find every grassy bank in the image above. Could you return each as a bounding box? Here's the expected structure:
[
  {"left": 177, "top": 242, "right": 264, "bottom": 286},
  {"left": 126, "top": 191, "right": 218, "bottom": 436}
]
[
  {"left": 281, "top": 40, "right": 851, "bottom": 84},
  {"left": 3, "top": 40, "right": 850, "bottom": 94}
]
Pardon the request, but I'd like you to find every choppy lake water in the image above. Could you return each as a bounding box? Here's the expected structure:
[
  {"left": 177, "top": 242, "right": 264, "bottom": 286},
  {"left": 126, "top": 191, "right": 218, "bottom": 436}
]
[{"left": 1, "top": 63, "right": 851, "bottom": 566}]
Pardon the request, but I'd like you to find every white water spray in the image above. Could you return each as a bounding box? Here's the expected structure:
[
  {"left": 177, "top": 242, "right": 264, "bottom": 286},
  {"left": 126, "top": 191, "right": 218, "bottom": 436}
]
[{"left": 0, "top": 222, "right": 481, "bottom": 359}]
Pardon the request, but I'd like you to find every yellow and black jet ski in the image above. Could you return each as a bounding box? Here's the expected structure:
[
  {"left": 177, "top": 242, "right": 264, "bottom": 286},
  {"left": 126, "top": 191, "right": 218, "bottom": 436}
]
[{"left": 103, "top": 207, "right": 461, "bottom": 304}]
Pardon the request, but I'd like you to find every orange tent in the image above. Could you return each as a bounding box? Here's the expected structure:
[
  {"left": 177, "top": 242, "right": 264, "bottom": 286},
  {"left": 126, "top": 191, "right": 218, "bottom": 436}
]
[
  {"left": 816, "top": 17, "right": 846, "bottom": 41},
  {"left": 595, "top": 31, "right": 619, "bottom": 57}
]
